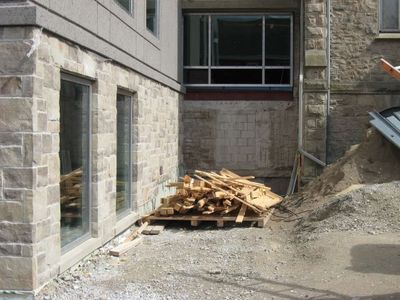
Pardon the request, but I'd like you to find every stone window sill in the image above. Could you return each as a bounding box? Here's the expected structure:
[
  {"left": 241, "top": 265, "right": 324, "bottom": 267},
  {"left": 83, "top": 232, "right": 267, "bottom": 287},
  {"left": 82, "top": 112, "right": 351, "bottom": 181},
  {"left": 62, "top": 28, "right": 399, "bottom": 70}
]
[
  {"left": 184, "top": 90, "right": 294, "bottom": 101},
  {"left": 376, "top": 33, "right": 400, "bottom": 39}
]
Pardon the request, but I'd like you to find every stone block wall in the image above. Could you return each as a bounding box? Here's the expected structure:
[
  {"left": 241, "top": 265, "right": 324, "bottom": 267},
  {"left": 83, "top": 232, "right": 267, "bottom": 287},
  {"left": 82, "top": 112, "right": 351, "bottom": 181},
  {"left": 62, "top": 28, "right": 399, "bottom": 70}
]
[
  {"left": 183, "top": 101, "right": 297, "bottom": 178},
  {"left": 0, "top": 26, "right": 181, "bottom": 293},
  {"left": 303, "top": 0, "right": 328, "bottom": 178},
  {"left": 328, "top": 0, "right": 400, "bottom": 162}
]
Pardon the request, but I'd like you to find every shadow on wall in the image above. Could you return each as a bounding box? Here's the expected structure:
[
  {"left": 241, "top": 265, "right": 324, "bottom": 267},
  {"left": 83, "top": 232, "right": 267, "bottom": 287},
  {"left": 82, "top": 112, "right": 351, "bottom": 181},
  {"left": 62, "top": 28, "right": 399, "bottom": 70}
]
[{"left": 348, "top": 244, "right": 400, "bottom": 275}]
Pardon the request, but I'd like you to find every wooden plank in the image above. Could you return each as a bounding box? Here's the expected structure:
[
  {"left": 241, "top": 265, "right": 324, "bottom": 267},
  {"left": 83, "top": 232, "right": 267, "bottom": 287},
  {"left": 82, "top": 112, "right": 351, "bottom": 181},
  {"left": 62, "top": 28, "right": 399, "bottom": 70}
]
[
  {"left": 142, "top": 225, "right": 164, "bottom": 235},
  {"left": 193, "top": 174, "right": 263, "bottom": 214},
  {"left": 249, "top": 195, "right": 282, "bottom": 210},
  {"left": 217, "top": 219, "right": 224, "bottom": 228},
  {"left": 147, "top": 212, "right": 268, "bottom": 222},
  {"left": 257, "top": 208, "right": 274, "bottom": 228},
  {"left": 235, "top": 204, "right": 247, "bottom": 223},
  {"left": 109, "top": 236, "right": 143, "bottom": 257},
  {"left": 124, "top": 221, "right": 149, "bottom": 242},
  {"left": 381, "top": 58, "right": 400, "bottom": 81}
]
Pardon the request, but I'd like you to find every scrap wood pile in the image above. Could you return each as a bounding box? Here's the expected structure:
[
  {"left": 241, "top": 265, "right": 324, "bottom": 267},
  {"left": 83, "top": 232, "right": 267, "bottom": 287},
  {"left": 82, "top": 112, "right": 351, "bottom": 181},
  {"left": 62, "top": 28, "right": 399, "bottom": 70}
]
[
  {"left": 60, "top": 168, "right": 82, "bottom": 222},
  {"left": 156, "top": 169, "right": 282, "bottom": 220}
]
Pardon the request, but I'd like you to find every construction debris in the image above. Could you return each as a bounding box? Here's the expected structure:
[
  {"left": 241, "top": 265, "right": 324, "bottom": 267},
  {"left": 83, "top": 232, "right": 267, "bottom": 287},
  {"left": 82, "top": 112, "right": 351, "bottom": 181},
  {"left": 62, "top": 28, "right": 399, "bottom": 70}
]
[
  {"left": 60, "top": 168, "right": 82, "bottom": 223},
  {"left": 145, "top": 169, "right": 282, "bottom": 227}
]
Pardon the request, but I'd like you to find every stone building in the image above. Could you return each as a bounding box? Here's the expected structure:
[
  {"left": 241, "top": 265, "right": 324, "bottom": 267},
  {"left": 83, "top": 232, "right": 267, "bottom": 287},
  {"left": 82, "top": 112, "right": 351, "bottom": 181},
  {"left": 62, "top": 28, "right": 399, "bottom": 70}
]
[{"left": 0, "top": 0, "right": 400, "bottom": 297}]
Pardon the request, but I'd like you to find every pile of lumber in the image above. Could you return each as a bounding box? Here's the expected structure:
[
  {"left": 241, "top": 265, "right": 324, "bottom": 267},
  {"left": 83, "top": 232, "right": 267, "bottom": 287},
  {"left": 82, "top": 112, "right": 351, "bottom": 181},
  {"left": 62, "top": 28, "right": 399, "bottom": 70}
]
[
  {"left": 60, "top": 168, "right": 82, "bottom": 222},
  {"left": 158, "top": 169, "right": 282, "bottom": 220}
]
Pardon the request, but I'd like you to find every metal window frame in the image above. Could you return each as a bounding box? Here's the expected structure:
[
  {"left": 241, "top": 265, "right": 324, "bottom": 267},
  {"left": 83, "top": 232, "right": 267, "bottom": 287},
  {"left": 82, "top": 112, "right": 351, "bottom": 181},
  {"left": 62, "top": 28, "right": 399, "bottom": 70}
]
[
  {"left": 379, "top": 0, "right": 400, "bottom": 32},
  {"left": 183, "top": 12, "right": 294, "bottom": 88},
  {"left": 60, "top": 73, "right": 93, "bottom": 254},
  {"left": 146, "top": 0, "right": 160, "bottom": 37},
  {"left": 116, "top": 90, "right": 133, "bottom": 219},
  {"left": 115, "top": 0, "right": 134, "bottom": 15}
]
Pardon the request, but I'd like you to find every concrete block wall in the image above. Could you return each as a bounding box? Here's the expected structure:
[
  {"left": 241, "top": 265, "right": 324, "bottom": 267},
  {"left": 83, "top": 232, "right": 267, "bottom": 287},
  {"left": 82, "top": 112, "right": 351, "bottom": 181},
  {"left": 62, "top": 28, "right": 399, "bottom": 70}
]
[
  {"left": 0, "top": 26, "right": 181, "bottom": 293},
  {"left": 183, "top": 101, "right": 297, "bottom": 178}
]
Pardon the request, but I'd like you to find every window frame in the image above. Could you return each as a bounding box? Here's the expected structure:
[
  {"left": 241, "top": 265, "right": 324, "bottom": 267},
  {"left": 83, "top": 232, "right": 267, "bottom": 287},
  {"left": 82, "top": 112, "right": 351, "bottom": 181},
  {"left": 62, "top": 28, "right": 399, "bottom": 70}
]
[
  {"left": 60, "top": 72, "right": 93, "bottom": 253},
  {"left": 379, "top": 0, "right": 400, "bottom": 32},
  {"left": 115, "top": 0, "right": 133, "bottom": 15},
  {"left": 146, "top": 0, "right": 160, "bottom": 37},
  {"left": 183, "top": 12, "right": 294, "bottom": 89},
  {"left": 116, "top": 90, "right": 133, "bottom": 219}
]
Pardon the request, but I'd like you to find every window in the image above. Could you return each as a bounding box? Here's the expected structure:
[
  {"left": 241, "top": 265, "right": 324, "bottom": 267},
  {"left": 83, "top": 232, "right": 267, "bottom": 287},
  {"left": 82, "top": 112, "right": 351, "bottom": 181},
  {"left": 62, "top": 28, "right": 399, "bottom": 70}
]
[
  {"left": 184, "top": 14, "right": 293, "bottom": 87},
  {"left": 116, "top": 93, "right": 132, "bottom": 216},
  {"left": 146, "top": 0, "right": 159, "bottom": 36},
  {"left": 116, "top": 0, "right": 133, "bottom": 13},
  {"left": 60, "top": 75, "right": 91, "bottom": 249},
  {"left": 380, "top": 0, "right": 400, "bottom": 32}
]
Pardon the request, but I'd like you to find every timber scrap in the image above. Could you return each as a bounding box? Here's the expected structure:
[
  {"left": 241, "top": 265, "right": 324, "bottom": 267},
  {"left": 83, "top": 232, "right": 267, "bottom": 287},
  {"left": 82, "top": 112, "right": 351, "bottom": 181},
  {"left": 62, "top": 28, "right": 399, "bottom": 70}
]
[{"left": 144, "top": 169, "right": 283, "bottom": 228}]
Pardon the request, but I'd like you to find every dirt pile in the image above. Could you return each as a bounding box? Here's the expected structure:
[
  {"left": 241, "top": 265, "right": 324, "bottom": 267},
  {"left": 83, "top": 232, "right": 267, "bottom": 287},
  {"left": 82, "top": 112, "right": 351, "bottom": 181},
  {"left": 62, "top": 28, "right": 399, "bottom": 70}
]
[
  {"left": 288, "top": 128, "right": 400, "bottom": 240},
  {"left": 296, "top": 181, "right": 400, "bottom": 239},
  {"left": 298, "top": 128, "right": 400, "bottom": 205}
]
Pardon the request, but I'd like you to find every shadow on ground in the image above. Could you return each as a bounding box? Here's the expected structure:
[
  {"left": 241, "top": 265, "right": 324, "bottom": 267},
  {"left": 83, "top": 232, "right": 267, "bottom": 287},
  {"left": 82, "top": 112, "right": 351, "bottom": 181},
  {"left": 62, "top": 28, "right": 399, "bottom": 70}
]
[
  {"left": 178, "top": 271, "right": 400, "bottom": 299},
  {"left": 348, "top": 244, "right": 400, "bottom": 275}
]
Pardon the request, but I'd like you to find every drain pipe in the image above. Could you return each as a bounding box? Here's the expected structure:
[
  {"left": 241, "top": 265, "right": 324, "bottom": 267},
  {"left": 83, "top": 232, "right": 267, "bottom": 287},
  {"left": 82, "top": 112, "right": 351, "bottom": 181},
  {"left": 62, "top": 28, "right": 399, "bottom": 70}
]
[
  {"left": 325, "top": 0, "right": 331, "bottom": 165},
  {"left": 298, "top": 0, "right": 327, "bottom": 168},
  {"left": 287, "top": 0, "right": 325, "bottom": 195}
]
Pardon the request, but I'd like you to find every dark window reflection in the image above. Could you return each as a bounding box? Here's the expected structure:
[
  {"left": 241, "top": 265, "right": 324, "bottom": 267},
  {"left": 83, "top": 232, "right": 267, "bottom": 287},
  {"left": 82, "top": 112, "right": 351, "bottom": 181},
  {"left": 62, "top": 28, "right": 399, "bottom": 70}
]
[
  {"left": 116, "top": 94, "right": 132, "bottom": 215},
  {"left": 116, "top": 0, "right": 131, "bottom": 12},
  {"left": 265, "top": 16, "right": 291, "bottom": 66},
  {"left": 212, "top": 16, "right": 262, "bottom": 66},
  {"left": 146, "top": 0, "right": 158, "bottom": 35},
  {"left": 184, "top": 69, "right": 209, "bottom": 84},
  {"left": 381, "top": 0, "right": 399, "bottom": 30},
  {"left": 212, "top": 69, "right": 262, "bottom": 84},
  {"left": 60, "top": 79, "right": 90, "bottom": 248},
  {"left": 265, "top": 69, "right": 291, "bottom": 84},
  {"left": 184, "top": 15, "right": 209, "bottom": 66}
]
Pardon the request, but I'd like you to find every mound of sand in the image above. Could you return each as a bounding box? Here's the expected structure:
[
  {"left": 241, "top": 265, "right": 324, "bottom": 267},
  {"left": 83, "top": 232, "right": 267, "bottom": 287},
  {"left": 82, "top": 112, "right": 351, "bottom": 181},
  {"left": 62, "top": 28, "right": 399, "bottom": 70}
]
[{"left": 299, "top": 128, "right": 400, "bottom": 205}]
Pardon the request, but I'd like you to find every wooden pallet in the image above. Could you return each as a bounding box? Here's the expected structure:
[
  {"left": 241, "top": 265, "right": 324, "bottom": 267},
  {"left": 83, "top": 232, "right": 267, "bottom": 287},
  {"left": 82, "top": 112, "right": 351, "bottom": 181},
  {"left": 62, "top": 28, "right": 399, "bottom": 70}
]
[{"left": 145, "top": 209, "right": 274, "bottom": 228}]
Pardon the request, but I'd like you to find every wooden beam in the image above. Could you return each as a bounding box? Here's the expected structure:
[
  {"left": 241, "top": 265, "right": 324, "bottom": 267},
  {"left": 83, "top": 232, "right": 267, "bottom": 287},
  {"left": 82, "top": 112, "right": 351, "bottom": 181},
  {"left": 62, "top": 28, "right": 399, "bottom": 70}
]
[
  {"left": 193, "top": 174, "right": 262, "bottom": 214},
  {"left": 124, "top": 221, "right": 149, "bottom": 242},
  {"left": 109, "top": 236, "right": 143, "bottom": 257},
  {"left": 381, "top": 58, "right": 400, "bottom": 81},
  {"left": 235, "top": 204, "right": 247, "bottom": 223}
]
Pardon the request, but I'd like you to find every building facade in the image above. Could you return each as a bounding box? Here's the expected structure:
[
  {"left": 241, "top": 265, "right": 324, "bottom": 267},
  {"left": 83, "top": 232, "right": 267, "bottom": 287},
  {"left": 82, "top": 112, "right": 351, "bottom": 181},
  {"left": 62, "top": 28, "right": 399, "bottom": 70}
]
[
  {"left": 0, "top": 0, "right": 400, "bottom": 296},
  {"left": 0, "top": 0, "right": 181, "bottom": 296}
]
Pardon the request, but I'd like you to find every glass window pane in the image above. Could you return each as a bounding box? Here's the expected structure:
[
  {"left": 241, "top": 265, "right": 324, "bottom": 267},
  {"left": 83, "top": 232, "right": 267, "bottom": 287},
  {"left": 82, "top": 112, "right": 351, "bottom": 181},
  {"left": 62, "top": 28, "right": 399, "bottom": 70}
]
[
  {"left": 265, "top": 16, "right": 291, "bottom": 66},
  {"left": 381, "top": 0, "right": 399, "bottom": 30},
  {"left": 265, "top": 69, "right": 291, "bottom": 84},
  {"left": 116, "top": 94, "right": 132, "bottom": 215},
  {"left": 184, "top": 15, "right": 209, "bottom": 66},
  {"left": 116, "top": 0, "right": 131, "bottom": 12},
  {"left": 184, "top": 69, "right": 209, "bottom": 84},
  {"left": 212, "top": 16, "right": 263, "bottom": 66},
  {"left": 211, "top": 69, "right": 262, "bottom": 84},
  {"left": 146, "top": 0, "right": 158, "bottom": 35},
  {"left": 60, "top": 79, "right": 90, "bottom": 248}
]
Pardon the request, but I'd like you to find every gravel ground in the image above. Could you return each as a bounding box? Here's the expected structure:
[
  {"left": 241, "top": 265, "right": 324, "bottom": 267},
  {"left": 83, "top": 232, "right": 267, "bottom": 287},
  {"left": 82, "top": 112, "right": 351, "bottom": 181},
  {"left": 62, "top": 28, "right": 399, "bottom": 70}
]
[
  {"left": 36, "top": 220, "right": 400, "bottom": 300},
  {"left": 295, "top": 181, "right": 400, "bottom": 241}
]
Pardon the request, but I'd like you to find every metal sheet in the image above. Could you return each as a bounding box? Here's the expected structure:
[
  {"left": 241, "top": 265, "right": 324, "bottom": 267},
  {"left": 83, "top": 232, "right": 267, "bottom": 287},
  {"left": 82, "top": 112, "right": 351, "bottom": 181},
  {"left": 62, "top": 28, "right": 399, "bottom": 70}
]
[{"left": 369, "top": 109, "right": 400, "bottom": 149}]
